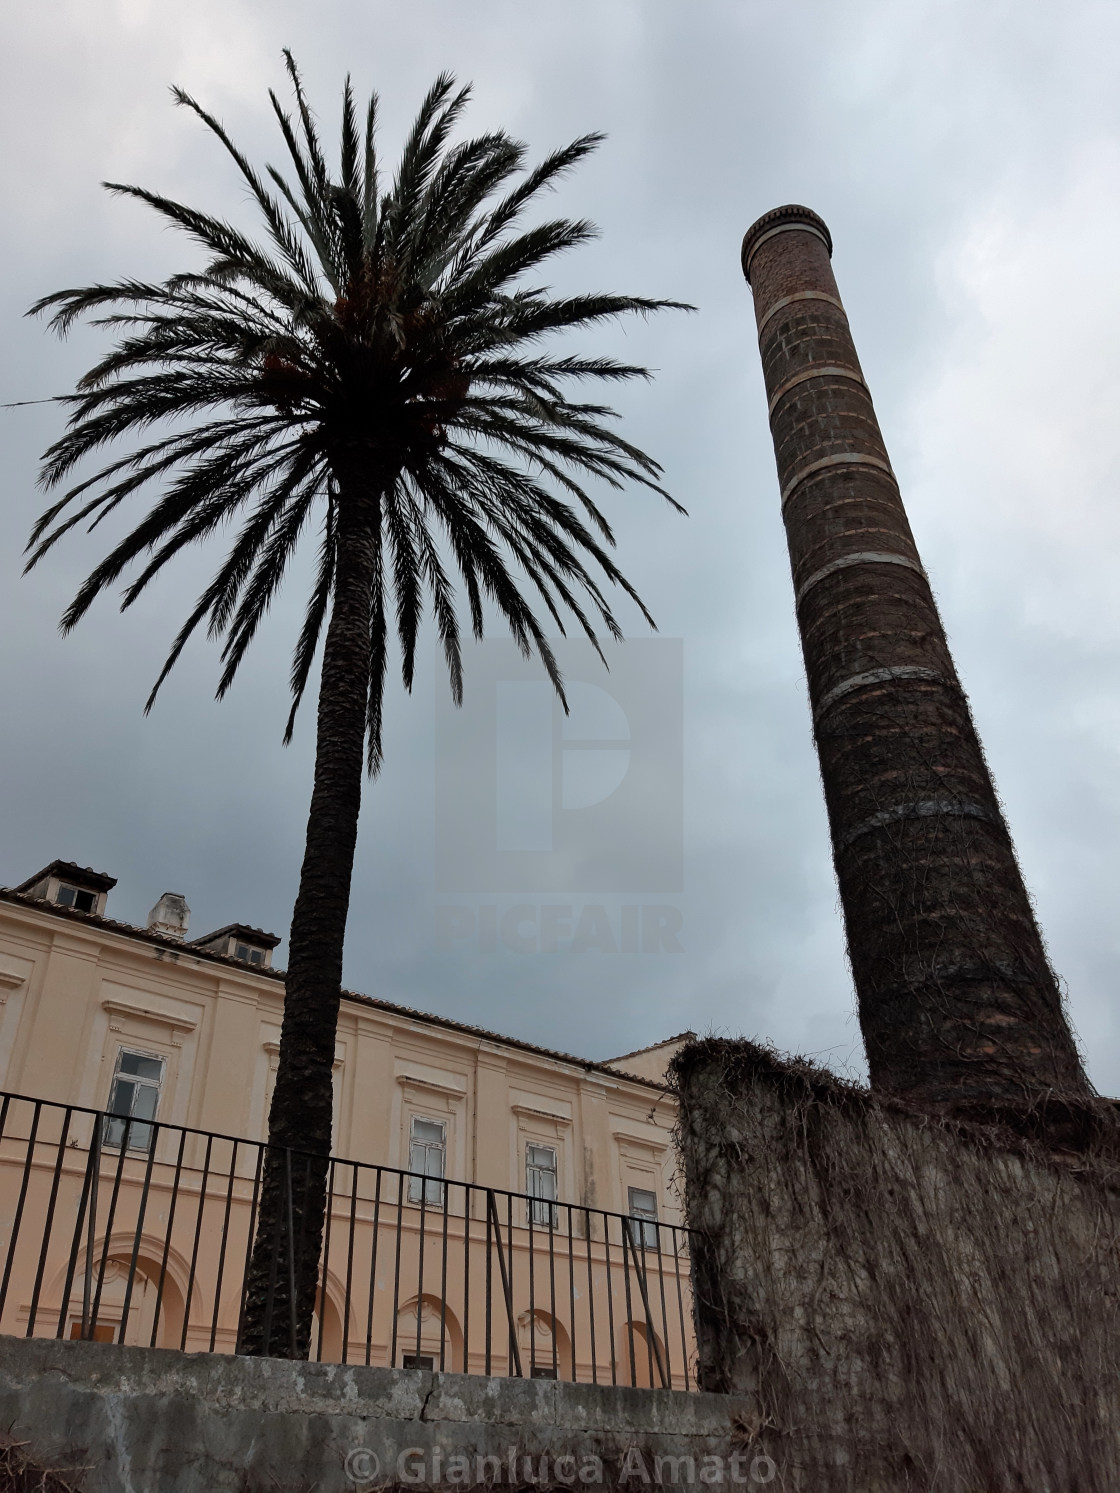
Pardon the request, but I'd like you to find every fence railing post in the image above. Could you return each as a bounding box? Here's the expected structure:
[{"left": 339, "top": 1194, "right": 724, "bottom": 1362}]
[{"left": 486, "top": 1188, "right": 523, "bottom": 1378}]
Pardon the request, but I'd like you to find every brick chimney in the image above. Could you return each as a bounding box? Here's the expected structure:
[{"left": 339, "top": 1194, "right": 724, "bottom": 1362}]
[{"left": 741, "top": 205, "right": 1090, "bottom": 1110}]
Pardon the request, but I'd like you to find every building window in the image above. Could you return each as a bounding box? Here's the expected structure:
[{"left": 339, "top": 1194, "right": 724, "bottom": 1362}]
[
  {"left": 407, "top": 1117, "right": 446, "bottom": 1206},
  {"left": 526, "top": 1143, "right": 559, "bottom": 1228},
  {"left": 627, "top": 1186, "right": 659, "bottom": 1249},
  {"left": 56, "top": 883, "right": 96, "bottom": 914},
  {"left": 401, "top": 1353, "right": 434, "bottom": 1371},
  {"left": 234, "top": 942, "right": 265, "bottom": 965},
  {"left": 103, "top": 1049, "right": 165, "bottom": 1151}
]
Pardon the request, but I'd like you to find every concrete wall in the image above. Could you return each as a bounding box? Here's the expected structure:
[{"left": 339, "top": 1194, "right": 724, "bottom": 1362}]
[
  {"left": 672, "top": 1038, "right": 1120, "bottom": 1493},
  {"left": 0, "top": 1336, "right": 763, "bottom": 1493}
]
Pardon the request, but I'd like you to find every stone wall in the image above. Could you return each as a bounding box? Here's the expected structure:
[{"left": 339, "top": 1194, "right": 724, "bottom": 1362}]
[
  {"left": 672, "top": 1038, "right": 1120, "bottom": 1492},
  {"left": 0, "top": 1336, "right": 763, "bottom": 1493}
]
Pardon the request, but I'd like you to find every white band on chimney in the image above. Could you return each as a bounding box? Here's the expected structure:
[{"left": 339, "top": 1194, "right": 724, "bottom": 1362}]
[
  {"left": 756, "top": 289, "right": 846, "bottom": 337},
  {"left": 744, "top": 220, "right": 832, "bottom": 274},
  {"left": 813, "top": 666, "right": 948, "bottom": 723},
  {"left": 795, "top": 551, "right": 926, "bottom": 607},
  {"left": 836, "top": 798, "right": 1000, "bottom": 852},
  {"left": 768, "top": 364, "right": 866, "bottom": 417},
  {"left": 781, "top": 452, "right": 897, "bottom": 511}
]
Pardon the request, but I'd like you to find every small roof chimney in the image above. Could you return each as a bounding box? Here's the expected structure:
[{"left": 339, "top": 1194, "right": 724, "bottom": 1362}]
[{"left": 147, "top": 892, "right": 190, "bottom": 941}]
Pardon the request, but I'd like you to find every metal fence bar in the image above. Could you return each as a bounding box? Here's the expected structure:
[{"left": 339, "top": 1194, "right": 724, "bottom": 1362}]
[
  {"left": 583, "top": 1208, "right": 598, "bottom": 1387},
  {"left": 603, "top": 1214, "right": 618, "bottom": 1386},
  {"left": 56, "top": 1126, "right": 98, "bottom": 1339},
  {"left": 209, "top": 1139, "right": 239, "bottom": 1353},
  {"left": 438, "top": 1191, "right": 450, "bottom": 1373},
  {"left": 389, "top": 1170, "right": 404, "bottom": 1369},
  {"left": 531, "top": 1188, "right": 540, "bottom": 1373},
  {"left": 505, "top": 1192, "right": 517, "bottom": 1378},
  {"left": 672, "top": 1225, "right": 691, "bottom": 1392},
  {"left": 118, "top": 1128, "right": 159, "bottom": 1344},
  {"left": 234, "top": 1144, "right": 265, "bottom": 1353},
  {"left": 415, "top": 1178, "right": 428, "bottom": 1366},
  {"left": 26, "top": 1105, "right": 71, "bottom": 1337},
  {"left": 80, "top": 1125, "right": 100, "bottom": 1340},
  {"left": 461, "top": 1184, "right": 471, "bottom": 1374},
  {"left": 484, "top": 1191, "right": 493, "bottom": 1375},
  {"left": 486, "top": 1188, "right": 522, "bottom": 1379},
  {"left": 620, "top": 1219, "right": 637, "bottom": 1386},
  {"left": 152, "top": 1128, "right": 187, "bottom": 1350},
  {"left": 654, "top": 1231, "right": 672, "bottom": 1387},
  {"left": 180, "top": 1133, "right": 214, "bottom": 1351},
  {"left": 0, "top": 1100, "right": 41, "bottom": 1322},
  {"left": 625, "top": 1224, "right": 667, "bottom": 1390},
  {"left": 363, "top": 1168, "right": 382, "bottom": 1367},
  {"left": 566, "top": 1206, "right": 577, "bottom": 1382},
  {"left": 317, "top": 1157, "right": 337, "bottom": 1364},
  {"left": 88, "top": 1115, "right": 131, "bottom": 1337},
  {"left": 547, "top": 1212, "right": 558, "bottom": 1379},
  {"left": 342, "top": 1161, "right": 358, "bottom": 1365}
]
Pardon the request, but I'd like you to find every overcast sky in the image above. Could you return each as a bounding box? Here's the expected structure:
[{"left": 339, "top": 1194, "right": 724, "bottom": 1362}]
[{"left": 2, "top": 0, "right": 1119, "bottom": 1093}]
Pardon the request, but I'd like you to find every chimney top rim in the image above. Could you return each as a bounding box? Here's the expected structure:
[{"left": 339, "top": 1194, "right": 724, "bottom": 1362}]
[{"left": 741, "top": 205, "right": 833, "bottom": 283}]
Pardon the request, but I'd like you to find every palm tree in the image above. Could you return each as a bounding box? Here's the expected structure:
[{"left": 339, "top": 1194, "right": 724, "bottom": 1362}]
[{"left": 27, "top": 56, "right": 687, "bottom": 1357}]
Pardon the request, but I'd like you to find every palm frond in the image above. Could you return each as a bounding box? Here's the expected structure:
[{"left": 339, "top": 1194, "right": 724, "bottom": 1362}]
[
  {"left": 361, "top": 90, "right": 380, "bottom": 251},
  {"left": 284, "top": 501, "right": 338, "bottom": 743},
  {"left": 171, "top": 87, "right": 323, "bottom": 296}
]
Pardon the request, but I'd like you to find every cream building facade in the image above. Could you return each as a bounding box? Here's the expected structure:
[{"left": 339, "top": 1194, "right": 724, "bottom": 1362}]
[{"left": 0, "top": 860, "right": 694, "bottom": 1385}]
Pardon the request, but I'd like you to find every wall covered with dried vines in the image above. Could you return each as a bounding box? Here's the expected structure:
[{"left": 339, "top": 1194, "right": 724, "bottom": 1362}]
[{"left": 671, "top": 1038, "right": 1120, "bottom": 1492}]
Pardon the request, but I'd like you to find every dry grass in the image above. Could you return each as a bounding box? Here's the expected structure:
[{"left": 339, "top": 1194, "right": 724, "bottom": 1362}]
[{"left": 0, "top": 1440, "right": 88, "bottom": 1493}]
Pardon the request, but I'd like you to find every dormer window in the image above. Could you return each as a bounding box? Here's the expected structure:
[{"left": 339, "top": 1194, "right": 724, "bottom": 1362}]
[
  {"left": 56, "top": 883, "right": 97, "bottom": 914},
  {"left": 189, "top": 922, "right": 281, "bottom": 969},
  {"left": 13, "top": 860, "right": 116, "bottom": 918}
]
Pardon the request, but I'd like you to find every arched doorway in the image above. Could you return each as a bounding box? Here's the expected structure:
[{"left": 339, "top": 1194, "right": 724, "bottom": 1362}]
[
  {"left": 56, "top": 1245, "right": 188, "bottom": 1350},
  {"left": 394, "top": 1293, "right": 462, "bottom": 1372},
  {"left": 517, "top": 1308, "right": 573, "bottom": 1380},
  {"left": 310, "top": 1282, "right": 347, "bottom": 1362},
  {"left": 616, "top": 1320, "right": 667, "bottom": 1388}
]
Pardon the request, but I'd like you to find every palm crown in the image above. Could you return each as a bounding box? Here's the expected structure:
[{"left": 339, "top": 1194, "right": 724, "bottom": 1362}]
[{"left": 29, "top": 55, "right": 687, "bottom": 768}]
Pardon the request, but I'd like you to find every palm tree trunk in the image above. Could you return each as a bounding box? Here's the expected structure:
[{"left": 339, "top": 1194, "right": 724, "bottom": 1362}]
[
  {"left": 238, "top": 479, "right": 379, "bottom": 1358},
  {"left": 741, "top": 205, "right": 1090, "bottom": 1112}
]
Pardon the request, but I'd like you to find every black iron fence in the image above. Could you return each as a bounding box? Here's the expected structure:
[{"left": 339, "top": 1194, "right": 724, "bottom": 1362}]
[{"left": 0, "top": 1090, "right": 696, "bottom": 1388}]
